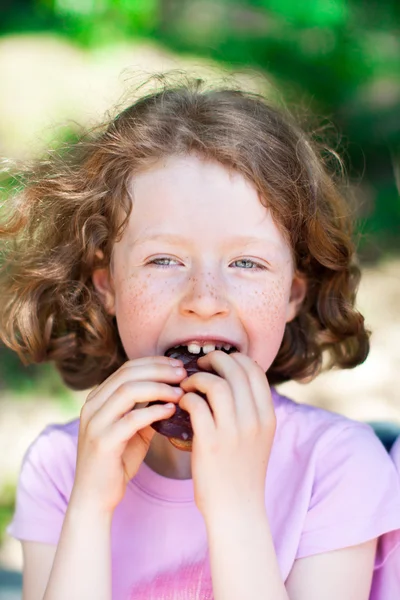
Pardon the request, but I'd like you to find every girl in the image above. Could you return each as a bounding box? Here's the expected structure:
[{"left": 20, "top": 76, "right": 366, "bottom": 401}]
[
  {"left": 370, "top": 436, "right": 400, "bottom": 598},
  {"left": 1, "top": 76, "right": 400, "bottom": 600}
]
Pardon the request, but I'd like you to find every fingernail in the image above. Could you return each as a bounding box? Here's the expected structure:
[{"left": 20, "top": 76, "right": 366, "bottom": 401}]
[
  {"left": 164, "top": 403, "right": 175, "bottom": 409},
  {"left": 174, "top": 367, "right": 186, "bottom": 376},
  {"left": 173, "top": 387, "right": 184, "bottom": 395},
  {"left": 169, "top": 358, "right": 182, "bottom": 366}
]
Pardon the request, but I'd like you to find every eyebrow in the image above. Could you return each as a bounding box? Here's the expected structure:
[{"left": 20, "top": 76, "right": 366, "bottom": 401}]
[{"left": 130, "top": 232, "right": 279, "bottom": 249}]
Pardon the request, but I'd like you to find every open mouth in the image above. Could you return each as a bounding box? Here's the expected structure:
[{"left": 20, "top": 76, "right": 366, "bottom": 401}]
[{"left": 165, "top": 343, "right": 237, "bottom": 363}]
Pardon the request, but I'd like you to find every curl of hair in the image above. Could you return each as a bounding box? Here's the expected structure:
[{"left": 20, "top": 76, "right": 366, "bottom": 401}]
[{"left": 0, "top": 74, "right": 369, "bottom": 390}]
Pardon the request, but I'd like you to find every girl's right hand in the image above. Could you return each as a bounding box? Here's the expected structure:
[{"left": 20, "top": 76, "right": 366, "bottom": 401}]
[{"left": 71, "top": 356, "right": 186, "bottom": 515}]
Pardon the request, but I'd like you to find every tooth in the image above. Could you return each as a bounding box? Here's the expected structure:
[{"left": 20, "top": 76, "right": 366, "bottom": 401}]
[
  {"left": 203, "top": 344, "right": 216, "bottom": 354},
  {"left": 187, "top": 343, "right": 202, "bottom": 354},
  {"left": 223, "top": 344, "right": 233, "bottom": 351}
]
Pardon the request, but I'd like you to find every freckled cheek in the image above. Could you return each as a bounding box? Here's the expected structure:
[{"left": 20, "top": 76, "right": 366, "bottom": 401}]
[
  {"left": 243, "top": 278, "right": 291, "bottom": 368},
  {"left": 113, "top": 276, "right": 177, "bottom": 355},
  {"left": 253, "top": 287, "right": 288, "bottom": 332}
]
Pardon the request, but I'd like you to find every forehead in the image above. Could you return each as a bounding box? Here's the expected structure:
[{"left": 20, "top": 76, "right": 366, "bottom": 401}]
[{"left": 123, "top": 155, "right": 290, "bottom": 253}]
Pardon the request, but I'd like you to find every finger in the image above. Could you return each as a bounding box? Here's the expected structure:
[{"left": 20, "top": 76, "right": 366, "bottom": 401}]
[
  {"left": 120, "top": 424, "right": 156, "bottom": 481},
  {"left": 228, "top": 353, "right": 274, "bottom": 426},
  {"left": 180, "top": 371, "right": 236, "bottom": 433},
  {"left": 178, "top": 392, "right": 216, "bottom": 442},
  {"left": 196, "top": 350, "right": 250, "bottom": 395},
  {"left": 84, "top": 362, "right": 187, "bottom": 415},
  {"left": 108, "top": 401, "right": 177, "bottom": 446},
  {"left": 83, "top": 381, "right": 184, "bottom": 434},
  {"left": 86, "top": 356, "right": 184, "bottom": 401},
  {"left": 196, "top": 351, "right": 259, "bottom": 427}
]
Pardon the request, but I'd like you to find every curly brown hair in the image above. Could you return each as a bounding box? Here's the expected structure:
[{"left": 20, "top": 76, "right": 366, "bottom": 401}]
[{"left": 0, "top": 75, "right": 369, "bottom": 390}]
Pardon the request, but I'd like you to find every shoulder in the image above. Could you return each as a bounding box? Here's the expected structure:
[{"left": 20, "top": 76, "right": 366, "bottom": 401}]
[
  {"left": 24, "top": 418, "right": 80, "bottom": 467},
  {"left": 18, "top": 418, "right": 80, "bottom": 496},
  {"left": 272, "top": 387, "right": 379, "bottom": 453},
  {"left": 271, "top": 387, "right": 400, "bottom": 519}
]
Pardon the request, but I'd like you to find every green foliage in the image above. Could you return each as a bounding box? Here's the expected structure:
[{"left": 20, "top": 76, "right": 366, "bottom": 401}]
[
  {"left": 254, "top": 0, "right": 348, "bottom": 27},
  {"left": 0, "top": 0, "right": 399, "bottom": 252},
  {"left": 39, "top": 0, "right": 159, "bottom": 45},
  {"left": 0, "top": 481, "right": 16, "bottom": 545}
]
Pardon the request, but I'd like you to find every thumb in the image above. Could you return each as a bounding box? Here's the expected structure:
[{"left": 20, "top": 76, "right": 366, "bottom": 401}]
[{"left": 122, "top": 425, "right": 156, "bottom": 481}]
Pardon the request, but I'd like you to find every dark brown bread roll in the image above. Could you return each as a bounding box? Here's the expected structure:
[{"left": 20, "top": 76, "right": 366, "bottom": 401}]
[{"left": 150, "top": 348, "right": 205, "bottom": 451}]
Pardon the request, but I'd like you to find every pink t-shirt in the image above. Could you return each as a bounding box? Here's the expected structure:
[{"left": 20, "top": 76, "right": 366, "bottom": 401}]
[
  {"left": 8, "top": 389, "right": 400, "bottom": 599},
  {"left": 370, "top": 436, "right": 400, "bottom": 599}
]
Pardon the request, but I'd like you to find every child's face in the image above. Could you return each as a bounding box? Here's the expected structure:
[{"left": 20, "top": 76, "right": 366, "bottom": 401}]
[{"left": 93, "top": 154, "right": 306, "bottom": 372}]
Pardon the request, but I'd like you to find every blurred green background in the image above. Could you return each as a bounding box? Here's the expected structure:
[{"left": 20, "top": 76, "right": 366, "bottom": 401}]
[
  {"left": 0, "top": 0, "right": 399, "bottom": 574},
  {"left": 1, "top": 0, "right": 399, "bottom": 252}
]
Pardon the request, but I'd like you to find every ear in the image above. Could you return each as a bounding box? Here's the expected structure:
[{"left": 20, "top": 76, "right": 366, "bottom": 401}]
[
  {"left": 92, "top": 251, "right": 116, "bottom": 316},
  {"left": 286, "top": 272, "right": 307, "bottom": 323}
]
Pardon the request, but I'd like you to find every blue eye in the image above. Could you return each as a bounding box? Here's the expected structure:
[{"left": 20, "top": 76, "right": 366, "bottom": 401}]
[
  {"left": 231, "top": 259, "right": 264, "bottom": 269},
  {"left": 148, "top": 257, "right": 179, "bottom": 267}
]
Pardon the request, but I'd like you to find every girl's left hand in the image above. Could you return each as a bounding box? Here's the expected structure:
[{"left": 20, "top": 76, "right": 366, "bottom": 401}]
[{"left": 178, "top": 351, "right": 276, "bottom": 522}]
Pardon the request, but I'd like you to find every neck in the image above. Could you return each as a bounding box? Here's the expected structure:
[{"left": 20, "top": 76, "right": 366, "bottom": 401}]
[{"left": 145, "top": 433, "right": 193, "bottom": 479}]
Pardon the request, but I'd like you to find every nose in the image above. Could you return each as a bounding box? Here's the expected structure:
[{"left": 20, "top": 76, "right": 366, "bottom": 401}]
[{"left": 179, "top": 268, "right": 231, "bottom": 319}]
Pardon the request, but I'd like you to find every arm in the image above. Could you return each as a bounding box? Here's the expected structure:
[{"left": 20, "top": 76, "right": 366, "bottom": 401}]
[
  {"left": 21, "top": 496, "right": 112, "bottom": 600},
  {"left": 41, "top": 495, "right": 112, "bottom": 600},
  {"left": 179, "top": 351, "right": 288, "bottom": 599},
  {"left": 285, "top": 539, "right": 377, "bottom": 600},
  {"left": 22, "top": 542, "right": 56, "bottom": 600},
  {"left": 206, "top": 506, "right": 289, "bottom": 600},
  {"left": 21, "top": 495, "right": 112, "bottom": 600}
]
